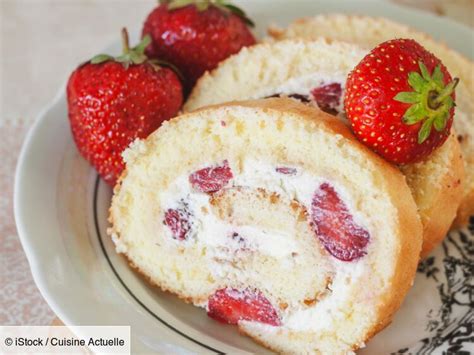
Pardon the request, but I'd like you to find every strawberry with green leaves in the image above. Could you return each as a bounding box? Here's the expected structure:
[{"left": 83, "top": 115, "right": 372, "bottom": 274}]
[
  {"left": 142, "top": 0, "right": 256, "bottom": 91},
  {"left": 345, "top": 38, "right": 458, "bottom": 164},
  {"left": 67, "top": 29, "right": 183, "bottom": 186}
]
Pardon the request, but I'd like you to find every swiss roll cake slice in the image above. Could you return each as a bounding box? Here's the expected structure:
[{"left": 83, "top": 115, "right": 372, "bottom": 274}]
[
  {"left": 109, "top": 99, "right": 423, "bottom": 354},
  {"left": 184, "top": 39, "right": 464, "bottom": 257},
  {"left": 268, "top": 14, "right": 474, "bottom": 227}
]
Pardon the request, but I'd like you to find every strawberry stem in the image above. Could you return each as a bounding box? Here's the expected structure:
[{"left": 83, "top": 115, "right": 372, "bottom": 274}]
[
  {"left": 121, "top": 28, "right": 130, "bottom": 54},
  {"left": 90, "top": 28, "right": 176, "bottom": 73},
  {"left": 431, "top": 78, "right": 459, "bottom": 107},
  {"left": 162, "top": 0, "right": 254, "bottom": 27}
]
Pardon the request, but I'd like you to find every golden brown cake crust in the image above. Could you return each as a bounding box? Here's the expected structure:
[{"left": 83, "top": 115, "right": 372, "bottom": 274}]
[
  {"left": 453, "top": 186, "right": 474, "bottom": 228},
  {"left": 418, "top": 134, "right": 465, "bottom": 257}
]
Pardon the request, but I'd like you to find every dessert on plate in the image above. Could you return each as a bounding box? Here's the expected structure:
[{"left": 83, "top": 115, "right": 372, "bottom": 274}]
[
  {"left": 184, "top": 38, "right": 464, "bottom": 257},
  {"left": 109, "top": 99, "right": 423, "bottom": 354},
  {"left": 64, "top": 1, "right": 467, "bottom": 352}
]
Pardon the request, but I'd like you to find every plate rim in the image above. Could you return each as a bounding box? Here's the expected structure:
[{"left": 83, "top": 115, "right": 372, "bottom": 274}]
[{"left": 14, "top": 84, "right": 68, "bottom": 322}]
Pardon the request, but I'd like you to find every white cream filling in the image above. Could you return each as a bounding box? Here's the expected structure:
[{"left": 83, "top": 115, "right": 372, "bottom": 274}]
[
  {"left": 235, "top": 159, "right": 369, "bottom": 232},
  {"left": 233, "top": 159, "right": 325, "bottom": 208},
  {"left": 160, "top": 159, "right": 369, "bottom": 330},
  {"left": 160, "top": 159, "right": 369, "bottom": 259},
  {"left": 196, "top": 216, "right": 299, "bottom": 259},
  {"left": 160, "top": 173, "right": 300, "bottom": 259},
  {"left": 261, "top": 72, "right": 348, "bottom": 114},
  {"left": 283, "top": 262, "right": 366, "bottom": 331},
  {"left": 238, "top": 262, "right": 366, "bottom": 333}
]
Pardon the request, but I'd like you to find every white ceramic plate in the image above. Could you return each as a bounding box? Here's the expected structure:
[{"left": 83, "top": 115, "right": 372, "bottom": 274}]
[{"left": 15, "top": 1, "right": 474, "bottom": 353}]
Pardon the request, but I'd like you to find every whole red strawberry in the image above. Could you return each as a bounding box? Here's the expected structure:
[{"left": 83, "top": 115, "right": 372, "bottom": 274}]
[
  {"left": 142, "top": 0, "right": 256, "bottom": 90},
  {"left": 67, "top": 29, "right": 183, "bottom": 186},
  {"left": 345, "top": 39, "right": 458, "bottom": 164}
]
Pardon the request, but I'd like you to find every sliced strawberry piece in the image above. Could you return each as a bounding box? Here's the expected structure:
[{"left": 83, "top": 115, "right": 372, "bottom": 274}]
[
  {"left": 164, "top": 205, "right": 192, "bottom": 240},
  {"left": 276, "top": 167, "right": 297, "bottom": 175},
  {"left": 189, "top": 160, "right": 233, "bottom": 193},
  {"left": 311, "top": 83, "right": 343, "bottom": 115},
  {"left": 310, "top": 183, "right": 370, "bottom": 261},
  {"left": 207, "top": 288, "right": 281, "bottom": 326}
]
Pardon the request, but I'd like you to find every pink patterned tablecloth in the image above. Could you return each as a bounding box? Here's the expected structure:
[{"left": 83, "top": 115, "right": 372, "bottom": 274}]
[
  {"left": 1, "top": 0, "right": 153, "bottom": 326},
  {"left": 1, "top": 0, "right": 472, "bottom": 327},
  {"left": 0, "top": 122, "right": 54, "bottom": 325}
]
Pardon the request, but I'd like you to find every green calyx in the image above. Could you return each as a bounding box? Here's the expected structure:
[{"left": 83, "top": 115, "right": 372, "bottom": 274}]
[
  {"left": 394, "top": 61, "right": 459, "bottom": 144},
  {"left": 159, "top": 0, "right": 255, "bottom": 27},
  {"left": 90, "top": 28, "right": 152, "bottom": 69},
  {"left": 89, "top": 28, "right": 183, "bottom": 78}
]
